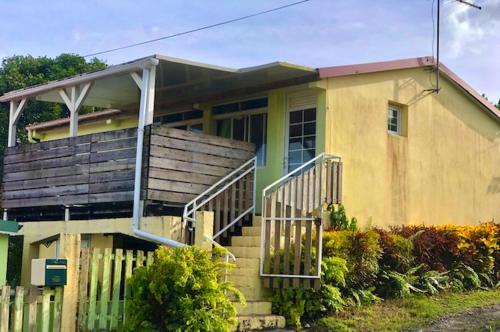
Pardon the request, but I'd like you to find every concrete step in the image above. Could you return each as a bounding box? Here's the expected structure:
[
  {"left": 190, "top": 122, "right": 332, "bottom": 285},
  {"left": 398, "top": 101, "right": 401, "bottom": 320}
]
[
  {"left": 242, "top": 226, "right": 261, "bottom": 236},
  {"left": 229, "top": 273, "right": 262, "bottom": 286},
  {"left": 234, "top": 285, "right": 272, "bottom": 301},
  {"left": 228, "top": 246, "right": 260, "bottom": 258},
  {"left": 236, "top": 315, "right": 286, "bottom": 331},
  {"left": 233, "top": 257, "right": 260, "bottom": 268},
  {"left": 232, "top": 236, "right": 261, "bottom": 247},
  {"left": 235, "top": 301, "right": 272, "bottom": 316},
  {"left": 252, "top": 216, "right": 262, "bottom": 227}
]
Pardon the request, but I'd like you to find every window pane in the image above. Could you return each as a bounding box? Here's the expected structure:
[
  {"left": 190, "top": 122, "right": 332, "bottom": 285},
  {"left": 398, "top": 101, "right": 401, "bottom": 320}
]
[
  {"left": 288, "top": 137, "right": 302, "bottom": 151},
  {"left": 164, "top": 113, "right": 183, "bottom": 123},
  {"left": 289, "top": 110, "right": 302, "bottom": 124},
  {"left": 289, "top": 124, "right": 302, "bottom": 137},
  {"left": 250, "top": 114, "right": 266, "bottom": 167},
  {"left": 232, "top": 118, "right": 245, "bottom": 141},
  {"left": 303, "top": 136, "right": 316, "bottom": 149},
  {"left": 304, "top": 123, "right": 316, "bottom": 136},
  {"left": 240, "top": 98, "right": 268, "bottom": 110},
  {"left": 185, "top": 110, "right": 203, "bottom": 120},
  {"left": 190, "top": 123, "right": 203, "bottom": 133},
  {"left": 304, "top": 108, "right": 316, "bottom": 122},
  {"left": 216, "top": 119, "right": 231, "bottom": 138},
  {"left": 288, "top": 150, "right": 302, "bottom": 165},
  {"left": 303, "top": 149, "right": 315, "bottom": 162}
]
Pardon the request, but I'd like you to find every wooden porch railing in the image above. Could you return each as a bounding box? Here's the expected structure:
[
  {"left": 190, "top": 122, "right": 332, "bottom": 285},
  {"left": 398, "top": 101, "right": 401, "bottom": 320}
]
[{"left": 260, "top": 153, "right": 342, "bottom": 288}]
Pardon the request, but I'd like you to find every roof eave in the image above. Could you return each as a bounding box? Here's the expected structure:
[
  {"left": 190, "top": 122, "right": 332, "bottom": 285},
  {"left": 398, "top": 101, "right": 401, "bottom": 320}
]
[{"left": 0, "top": 56, "right": 159, "bottom": 103}]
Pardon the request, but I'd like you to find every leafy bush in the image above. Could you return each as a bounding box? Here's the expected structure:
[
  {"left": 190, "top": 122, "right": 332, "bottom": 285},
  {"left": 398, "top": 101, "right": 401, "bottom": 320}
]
[
  {"left": 378, "top": 265, "right": 424, "bottom": 298},
  {"left": 123, "top": 246, "right": 243, "bottom": 332},
  {"left": 272, "top": 257, "right": 348, "bottom": 328},
  {"left": 327, "top": 204, "right": 357, "bottom": 231},
  {"left": 391, "top": 225, "right": 461, "bottom": 272},
  {"left": 323, "top": 230, "right": 382, "bottom": 289},
  {"left": 375, "top": 228, "right": 414, "bottom": 273}
]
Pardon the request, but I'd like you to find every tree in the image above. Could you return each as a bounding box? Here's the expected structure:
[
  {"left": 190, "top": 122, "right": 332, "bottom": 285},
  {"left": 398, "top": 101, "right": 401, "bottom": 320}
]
[
  {"left": 0, "top": 54, "right": 106, "bottom": 154},
  {"left": 0, "top": 54, "right": 106, "bottom": 286}
]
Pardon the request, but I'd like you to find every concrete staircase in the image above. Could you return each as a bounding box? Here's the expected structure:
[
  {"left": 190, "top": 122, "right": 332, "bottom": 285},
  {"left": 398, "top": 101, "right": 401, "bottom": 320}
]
[{"left": 227, "top": 216, "right": 286, "bottom": 331}]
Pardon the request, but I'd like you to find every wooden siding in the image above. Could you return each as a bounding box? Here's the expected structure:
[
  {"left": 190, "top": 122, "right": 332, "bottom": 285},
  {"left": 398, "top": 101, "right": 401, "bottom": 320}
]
[
  {"left": 1, "top": 125, "right": 255, "bottom": 210},
  {"left": 146, "top": 126, "right": 255, "bottom": 204},
  {"left": 2, "top": 129, "right": 138, "bottom": 209}
]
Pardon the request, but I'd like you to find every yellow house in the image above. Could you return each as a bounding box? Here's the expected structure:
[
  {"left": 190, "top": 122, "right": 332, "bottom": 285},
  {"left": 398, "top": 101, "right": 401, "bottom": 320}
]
[{"left": 0, "top": 54, "right": 498, "bottom": 326}]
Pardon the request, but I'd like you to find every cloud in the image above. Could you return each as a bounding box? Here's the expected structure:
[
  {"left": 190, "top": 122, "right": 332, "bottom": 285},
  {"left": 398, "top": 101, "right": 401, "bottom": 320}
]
[{"left": 444, "top": 0, "right": 500, "bottom": 58}]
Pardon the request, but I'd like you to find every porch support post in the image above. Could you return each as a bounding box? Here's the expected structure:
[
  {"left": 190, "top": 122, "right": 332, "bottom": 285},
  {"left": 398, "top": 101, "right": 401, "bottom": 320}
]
[
  {"left": 58, "top": 82, "right": 92, "bottom": 137},
  {"left": 131, "top": 60, "right": 158, "bottom": 229},
  {"left": 8, "top": 99, "right": 27, "bottom": 147}
]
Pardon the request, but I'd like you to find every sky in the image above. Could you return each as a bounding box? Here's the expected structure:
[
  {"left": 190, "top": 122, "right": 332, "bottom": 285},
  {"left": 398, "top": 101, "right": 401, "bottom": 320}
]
[{"left": 0, "top": 0, "right": 498, "bottom": 102}]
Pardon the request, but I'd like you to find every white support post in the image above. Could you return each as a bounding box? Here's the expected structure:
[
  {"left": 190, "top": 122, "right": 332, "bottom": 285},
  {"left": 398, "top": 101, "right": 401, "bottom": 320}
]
[
  {"left": 8, "top": 99, "right": 27, "bottom": 147},
  {"left": 145, "top": 66, "right": 156, "bottom": 125},
  {"left": 130, "top": 67, "right": 156, "bottom": 125},
  {"left": 58, "top": 82, "right": 92, "bottom": 137}
]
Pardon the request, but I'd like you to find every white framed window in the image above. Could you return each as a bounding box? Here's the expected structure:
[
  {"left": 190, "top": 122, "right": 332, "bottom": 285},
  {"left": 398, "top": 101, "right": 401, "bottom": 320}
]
[{"left": 387, "top": 105, "right": 401, "bottom": 135}]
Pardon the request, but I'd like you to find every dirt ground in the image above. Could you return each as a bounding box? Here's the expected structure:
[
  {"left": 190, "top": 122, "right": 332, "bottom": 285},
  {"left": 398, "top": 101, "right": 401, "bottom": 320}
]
[{"left": 418, "top": 303, "right": 500, "bottom": 331}]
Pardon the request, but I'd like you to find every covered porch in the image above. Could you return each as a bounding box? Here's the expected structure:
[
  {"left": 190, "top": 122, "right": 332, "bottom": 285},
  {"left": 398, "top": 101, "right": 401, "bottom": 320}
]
[{"left": 0, "top": 55, "right": 318, "bottom": 220}]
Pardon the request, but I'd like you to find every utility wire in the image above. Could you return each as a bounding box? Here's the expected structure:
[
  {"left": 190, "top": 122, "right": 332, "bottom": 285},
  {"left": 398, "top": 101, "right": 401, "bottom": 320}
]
[{"left": 83, "top": 0, "right": 311, "bottom": 58}]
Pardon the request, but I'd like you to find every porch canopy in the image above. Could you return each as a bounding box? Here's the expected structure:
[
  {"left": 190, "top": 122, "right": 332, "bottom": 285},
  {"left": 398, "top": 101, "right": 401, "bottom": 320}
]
[{"left": 0, "top": 54, "right": 318, "bottom": 146}]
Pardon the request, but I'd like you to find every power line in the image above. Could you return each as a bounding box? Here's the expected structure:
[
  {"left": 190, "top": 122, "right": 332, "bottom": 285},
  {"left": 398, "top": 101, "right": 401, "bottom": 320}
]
[{"left": 83, "top": 0, "right": 311, "bottom": 58}]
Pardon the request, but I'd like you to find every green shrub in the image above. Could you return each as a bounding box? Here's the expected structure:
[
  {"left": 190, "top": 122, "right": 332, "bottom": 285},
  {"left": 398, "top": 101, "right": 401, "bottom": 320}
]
[
  {"left": 375, "top": 228, "right": 414, "bottom": 273},
  {"left": 272, "top": 257, "right": 348, "bottom": 328},
  {"left": 391, "top": 225, "right": 461, "bottom": 272},
  {"left": 323, "top": 230, "right": 382, "bottom": 289},
  {"left": 327, "top": 204, "right": 357, "bottom": 231},
  {"left": 123, "top": 246, "right": 243, "bottom": 332},
  {"left": 378, "top": 265, "right": 425, "bottom": 298}
]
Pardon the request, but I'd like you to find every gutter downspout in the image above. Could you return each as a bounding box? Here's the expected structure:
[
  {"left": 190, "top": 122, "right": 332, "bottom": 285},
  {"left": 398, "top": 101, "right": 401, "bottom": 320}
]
[{"left": 131, "top": 59, "right": 185, "bottom": 247}]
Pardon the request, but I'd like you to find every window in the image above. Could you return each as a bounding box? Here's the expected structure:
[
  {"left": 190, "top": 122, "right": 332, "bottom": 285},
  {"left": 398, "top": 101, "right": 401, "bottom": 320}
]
[
  {"left": 156, "top": 109, "right": 203, "bottom": 133},
  {"left": 387, "top": 105, "right": 401, "bottom": 134},
  {"left": 214, "top": 98, "right": 268, "bottom": 166},
  {"left": 287, "top": 108, "right": 316, "bottom": 172}
]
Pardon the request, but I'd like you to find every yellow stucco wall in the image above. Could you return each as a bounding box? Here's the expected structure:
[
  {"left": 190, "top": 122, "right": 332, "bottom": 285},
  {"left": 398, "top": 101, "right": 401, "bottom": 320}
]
[
  {"left": 324, "top": 68, "right": 500, "bottom": 227},
  {"left": 31, "top": 116, "right": 138, "bottom": 141}
]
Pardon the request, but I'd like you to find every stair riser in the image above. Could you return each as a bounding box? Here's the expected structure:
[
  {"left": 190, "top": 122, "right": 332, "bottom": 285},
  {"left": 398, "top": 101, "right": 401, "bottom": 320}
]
[
  {"left": 228, "top": 246, "right": 260, "bottom": 258},
  {"left": 235, "top": 302, "right": 272, "bottom": 316},
  {"left": 232, "top": 236, "right": 261, "bottom": 247},
  {"left": 242, "top": 227, "right": 261, "bottom": 236}
]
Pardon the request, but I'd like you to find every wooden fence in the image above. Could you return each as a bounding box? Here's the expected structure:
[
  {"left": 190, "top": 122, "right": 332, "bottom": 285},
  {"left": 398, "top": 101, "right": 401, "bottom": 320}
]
[
  {"left": 0, "top": 286, "right": 63, "bottom": 332},
  {"left": 77, "top": 248, "right": 154, "bottom": 331},
  {"left": 261, "top": 159, "right": 343, "bottom": 289},
  {"left": 146, "top": 126, "right": 255, "bottom": 205},
  {"left": 0, "top": 248, "right": 153, "bottom": 332},
  {"left": 1, "top": 125, "right": 256, "bottom": 211},
  {"left": 1, "top": 128, "right": 139, "bottom": 209}
]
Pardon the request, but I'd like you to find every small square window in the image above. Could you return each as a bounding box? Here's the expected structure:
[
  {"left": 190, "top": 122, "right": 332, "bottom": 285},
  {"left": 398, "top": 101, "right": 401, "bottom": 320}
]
[{"left": 387, "top": 105, "right": 401, "bottom": 135}]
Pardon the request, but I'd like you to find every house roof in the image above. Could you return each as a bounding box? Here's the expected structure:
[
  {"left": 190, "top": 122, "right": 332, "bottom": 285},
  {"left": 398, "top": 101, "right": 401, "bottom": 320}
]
[
  {"left": 0, "top": 55, "right": 317, "bottom": 108},
  {"left": 319, "top": 56, "right": 500, "bottom": 120},
  {"left": 26, "top": 109, "right": 123, "bottom": 131}
]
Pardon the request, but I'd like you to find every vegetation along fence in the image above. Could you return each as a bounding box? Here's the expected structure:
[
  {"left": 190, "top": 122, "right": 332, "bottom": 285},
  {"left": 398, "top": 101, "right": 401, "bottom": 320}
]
[{"left": 0, "top": 248, "right": 153, "bottom": 331}]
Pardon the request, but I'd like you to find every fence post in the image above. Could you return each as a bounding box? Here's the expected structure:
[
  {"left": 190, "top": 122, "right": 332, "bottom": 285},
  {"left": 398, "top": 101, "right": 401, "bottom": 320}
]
[
  {"left": 194, "top": 211, "right": 214, "bottom": 252},
  {"left": 41, "top": 288, "right": 51, "bottom": 332},
  {"left": 0, "top": 285, "right": 10, "bottom": 332},
  {"left": 12, "top": 286, "right": 24, "bottom": 332},
  {"left": 60, "top": 233, "right": 81, "bottom": 332}
]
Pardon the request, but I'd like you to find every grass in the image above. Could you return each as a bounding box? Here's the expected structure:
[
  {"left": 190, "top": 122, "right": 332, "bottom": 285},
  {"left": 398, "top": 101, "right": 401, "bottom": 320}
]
[{"left": 311, "top": 289, "right": 500, "bottom": 332}]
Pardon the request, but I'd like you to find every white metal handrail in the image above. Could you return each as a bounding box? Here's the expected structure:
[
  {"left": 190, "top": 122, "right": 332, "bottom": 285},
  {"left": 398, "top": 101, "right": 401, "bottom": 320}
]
[
  {"left": 262, "top": 153, "right": 341, "bottom": 198},
  {"left": 260, "top": 152, "right": 341, "bottom": 279},
  {"left": 183, "top": 157, "right": 257, "bottom": 239},
  {"left": 203, "top": 235, "right": 236, "bottom": 284}
]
